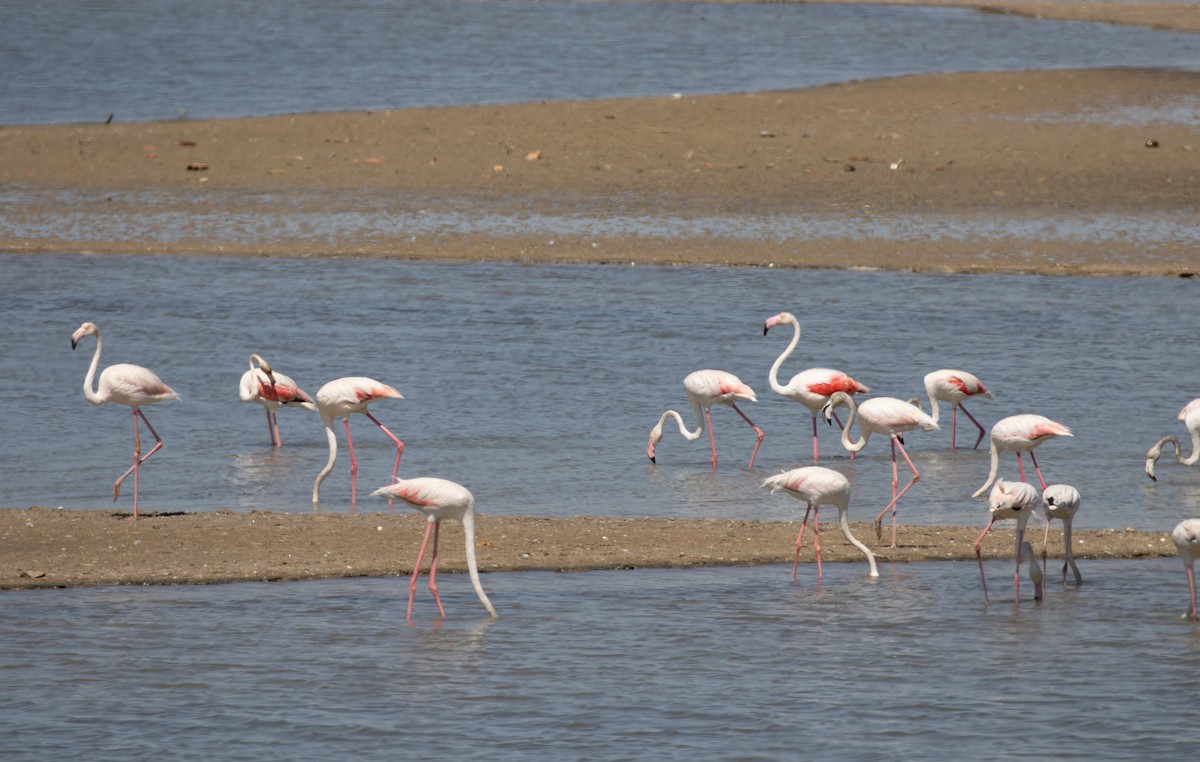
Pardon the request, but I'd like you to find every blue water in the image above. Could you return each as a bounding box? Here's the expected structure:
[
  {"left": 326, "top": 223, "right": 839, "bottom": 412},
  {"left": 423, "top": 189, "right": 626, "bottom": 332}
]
[
  {"left": 1, "top": 559, "right": 1198, "bottom": 761},
  {"left": 2, "top": 0, "right": 1199, "bottom": 125},
  {"left": 4, "top": 1, "right": 1200, "bottom": 758}
]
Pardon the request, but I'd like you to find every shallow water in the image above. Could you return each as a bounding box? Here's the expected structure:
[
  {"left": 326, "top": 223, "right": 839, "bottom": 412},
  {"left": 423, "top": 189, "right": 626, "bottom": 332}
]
[
  {"left": 1, "top": 559, "right": 1198, "bottom": 761},
  {"left": 2, "top": 0, "right": 1199, "bottom": 125},
  {"left": 4, "top": 252, "right": 1199, "bottom": 532}
]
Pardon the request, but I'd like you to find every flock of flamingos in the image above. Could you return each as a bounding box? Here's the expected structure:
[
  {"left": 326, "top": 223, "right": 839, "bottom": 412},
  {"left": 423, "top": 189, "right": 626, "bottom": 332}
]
[{"left": 70, "top": 313, "right": 1199, "bottom": 621}]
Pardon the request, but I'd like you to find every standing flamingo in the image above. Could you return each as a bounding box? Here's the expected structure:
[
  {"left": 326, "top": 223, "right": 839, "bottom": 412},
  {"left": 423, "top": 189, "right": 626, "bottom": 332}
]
[
  {"left": 372, "top": 477, "right": 497, "bottom": 619},
  {"left": 763, "top": 311, "right": 869, "bottom": 463},
  {"left": 71, "top": 322, "right": 180, "bottom": 520},
  {"left": 1172, "top": 518, "right": 1200, "bottom": 621},
  {"left": 974, "top": 479, "right": 1043, "bottom": 605},
  {"left": 1041, "top": 484, "right": 1082, "bottom": 586},
  {"left": 971, "top": 414, "right": 1073, "bottom": 498},
  {"left": 646, "top": 369, "right": 764, "bottom": 469},
  {"left": 1144, "top": 399, "right": 1200, "bottom": 481},
  {"left": 312, "top": 377, "right": 404, "bottom": 504},
  {"left": 239, "top": 354, "right": 316, "bottom": 447},
  {"left": 923, "top": 369, "right": 995, "bottom": 450},
  {"left": 762, "top": 466, "right": 878, "bottom": 579},
  {"left": 822, "top": 391, "right": 939, "bottom": 548}
]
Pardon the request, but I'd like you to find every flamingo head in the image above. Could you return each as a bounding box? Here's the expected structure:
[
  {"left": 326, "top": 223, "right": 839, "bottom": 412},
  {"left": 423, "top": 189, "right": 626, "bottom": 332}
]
[
  {"left": 70, "top": 321, "right": 99, "bottom": 349},
  {"left": 646, "top": 422, "right": 664, "bottom": 463},
  {"left": 762, "top": 311, "right": 795, "bottom": 336}
]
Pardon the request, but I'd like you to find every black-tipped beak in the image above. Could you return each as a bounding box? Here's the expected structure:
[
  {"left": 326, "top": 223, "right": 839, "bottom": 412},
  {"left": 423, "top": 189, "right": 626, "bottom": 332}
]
[
  {"left": 763, "top": 324, "right": 769, "bottom": 336},
  {"left": 71, "top": 339, "right": 78, "bottom": 350}
]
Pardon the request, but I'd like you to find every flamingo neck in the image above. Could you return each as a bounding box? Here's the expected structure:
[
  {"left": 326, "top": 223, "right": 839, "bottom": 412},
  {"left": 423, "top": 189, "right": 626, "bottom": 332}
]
[
  {"left": 657, "top": 408, "right": 704, "bottom": 443},
  {"left": 768, "top": 319, "right": 800, "bottom": 396},
  {"left": 837, "top": 508, "right": 878, "bottom": 577},
  {"left": 312, "top": 416, "right": 339, "bottom": 503},
  {"left": 460, "top": 511, "right": 497, "bottom": 617},
  {"left": 81, "top": 333, "right": 106, "bottom": 405},
  {"left": 833, "top": 395, "right": 867, "bottom": 453},
  {"left": 1062, "top": 518, "right": 1081, "bottom": 585},
  {"left": 972, "top": 439, "right": 1002, "bottom": 498},
  {"left": 925, "top": 388, "right": 941, "bottom": 426}
]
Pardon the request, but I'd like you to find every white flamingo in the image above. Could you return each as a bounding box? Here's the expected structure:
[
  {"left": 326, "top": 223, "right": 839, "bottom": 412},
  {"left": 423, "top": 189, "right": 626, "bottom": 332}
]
[
  {"left": 647, "top": 369, "right": 763, "bottom": 469},
  {"left": 1145, "top": 399, "right": 1200, "bottom": 481},
  {"left": 71, "top": 322, "right": 180, "bottom": 520},
  {"left": 763, "top": 311, "right": 869, "bottom": 463},
  {"left": 762, "top": 466, "right": 878, "bottom": 579},
  {"left": 312, "top": 377, "right": 404, "bottom": 504},
  {"left": 1041, "top": 484, "right": 1082, "bottom": 586},
  {"left": 974, "top": 479, "right": 1043, "bottom": 605},
  {"left": 971, "top": 414, "right": 1073, "bottom": 498},
  {"left": 923, "top": 369, "right": 994, "bottom": 450},
  {"left": 372, "top": 477, "right": 497, "bottom": 619},
  {"left": 238, "top": 353, "right": 315, "bottom": 447},
  {"left": 1172, "top": 518, "right": 1200, "bottom": 621},
  {"left": 822, "top": 391, "right": 939, "bottom": 548}
]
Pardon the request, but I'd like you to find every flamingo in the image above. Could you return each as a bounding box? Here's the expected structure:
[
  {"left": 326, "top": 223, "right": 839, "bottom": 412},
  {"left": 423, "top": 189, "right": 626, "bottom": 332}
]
[
  {"left": 762, "top": 466, "right": 878, "bottom": 579},
  {"left": 1144, "top": 399, "right": 1200, "bottom": 481},
  {"left": 238, "top": 354, "right": 316, "bottom": 447},
  {"left": 763, "top": 311, "right": 869, "bottom": 463},
  {"left": 1041, "top": 484, "right": 1082, "bottom": 586},
  {"left": 311, "top": 377, "right": 404, "bottom": 505},
  {"left": 822, "top": 391, "right": 939, "bottom": 548},
  {"left": 646, "top": 369, "right": 763, "bottom": 469},
  {"left": 1171, "top": 518, "right": 1200, "bottom": 621},
  {"left": 371, "top": 477, "right": 497, "bottom": 619},
  {"left": 971, "top": 414, "right": 1073, "bottom": 498},
  {"left": 71, "top": 322, "right": 180, "bottom": 520},
  {"left": 974, "top": 479, "right": 1043, "bottom": 605},
  {"left": 923, "top": 369, "right": 995, "bottom": 450}
]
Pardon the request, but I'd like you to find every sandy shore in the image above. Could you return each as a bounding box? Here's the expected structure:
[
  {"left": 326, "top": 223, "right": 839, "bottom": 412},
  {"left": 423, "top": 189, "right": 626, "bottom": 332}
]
[
  {"left": 0, "top": 507, "right": 1178, "bottom": 590},
  {"left": 2, "top": 66, "right": 1198, "bottom": 275}
]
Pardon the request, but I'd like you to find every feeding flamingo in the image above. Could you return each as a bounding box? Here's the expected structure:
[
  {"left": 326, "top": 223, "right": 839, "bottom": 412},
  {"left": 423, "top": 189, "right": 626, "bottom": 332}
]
[
  {"left": 763, "top": 311, "right": 869, "bottom": 463},
  {"left": 71, "top": 321, "right": 180, "bottom": 520},
  {"left": 822, "top": 391, "right": 939, "bottom": 548},
  {"left": 923, "top": 369, "right": 995, "bottom": 450},
  {"left": 647, "top": 369, "right": 764, "bottom": 469},
  {"left": 974, "top": 479, "right": 1043, "bottom": 605},
  {"left": 762, "top": 466, "right": 878, "bottom": 579},
  {"left": 372, "top": 477, "right": 497, "bottom": 619},
  {"left": 312, "top": 376, "right": 404, "bottom": 505},
  {"left": 1041, "top": 484, "right": 1082, "bottom": 586},
  {"left": 1172, "top": 518, "right": 1200, "bottom": 621},
  {"left": 971, "top": 414, "right": 1073, "bottom": 498},
  {"left": 1019, "top": 540, "right": 1045, "bottom": 602},
  {"left": 238, "top": 353, "right": 316, "bottom": 447},
  {"left": 1144, "top": 399, "right": 1200, "bottom": 481}
]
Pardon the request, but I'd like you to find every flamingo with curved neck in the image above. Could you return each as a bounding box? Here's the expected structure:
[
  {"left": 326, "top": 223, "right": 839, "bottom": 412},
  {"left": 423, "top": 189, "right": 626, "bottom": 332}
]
[
  {"left": 762, "top": 466, "right": 878, "bottom": 579},
  {"left": 1041, "top": 484, "right": 1082, "bottom": 586},
  {"left": 822, "top": 390, "right": 938, "bottom": 548},
  {"left": 312, "top": 376, "right": 404, "bottom": 505},
  {"left": 923, "top": 369, "right": 995, "bottom": 450},
  {"left": 1145, "top": 399, "right": 1200, "bottom": 481},
  {"left": 239, "top": 353, "right": 316, "bottom": 447},
  {"left": 71, "top": 321, "right": 180, "bottom": 519},
  {"left": 763, "top": 311, "right": 868, "bottom": 464},
  {"left": 974, "top": 479, "right": 1042, "bottom": 605},
  {"left": 971, "top": 414, "right": 1072, "bottom": 498},
  {"left": 646, "top": 369, "right": 763, "bottom": 469},
  {"left": 372, "top": 477, "right": 497, "bottom": 619}
]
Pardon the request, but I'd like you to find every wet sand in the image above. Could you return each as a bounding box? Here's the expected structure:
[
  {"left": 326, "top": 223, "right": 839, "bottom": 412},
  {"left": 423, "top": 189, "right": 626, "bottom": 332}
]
[{"left": 0, "top": 507, "right": 1178, "bottom": 590}]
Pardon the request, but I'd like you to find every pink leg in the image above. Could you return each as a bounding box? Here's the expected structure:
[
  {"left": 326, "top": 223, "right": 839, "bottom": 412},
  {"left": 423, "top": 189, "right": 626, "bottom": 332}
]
[
  {"left": 729, "top": 402, "right": 764, "bottom": 470},
  {"left": 363, "top": 410, "right": 405, "bottom": 483},
  {"left": 812, "top": 506, "right": 822, "bottom": 579},
  {"left": 1028, "top": 450, "right": 1048, "bottom": 490},
  {"left": 1187, "top": 565, "right": 1197, "bottom": 621},
  {"left": 705, "top": 408, "right": 718, "bottom": 469},
  {"left": 974, "top": 519, "right": 996, "bottom": 605},
  {"left": 263, "top": 408, "right": 277, "bottom": 447},
  {"left": 811, "top": 415, "right": 820, "bottom": 464},
  {"left": 958, "top": 404, "right": 987, "bottom": 450},
  {"left": 271, "top": 410, "right": 282, "bottom": 447},
  {"left": 950, "top": 406, "right": 958, "bottom": 451},
  {"left": 1015, "top": 452, "right": 1027, "bottom": 484},
  {"left": 793, "top": 504, "right": 813, "bottom": 579},
  {"left": 408, "top": 519, "right": 436, "bottom": 619},
  {"left": 344, "top": 418, "right": 359, "bottom": 503},
  {"left": 874, "top": 437, "right": 920, "bottom": 548},
  {"left": 1013, "top": 526, "right": 1024, "bottom": 602},
  {"left": 428, "top": 520, "right": 445, "bottom": 618},
  {"left": 113, "top": 409, "right": 166, "bottom": 520}
]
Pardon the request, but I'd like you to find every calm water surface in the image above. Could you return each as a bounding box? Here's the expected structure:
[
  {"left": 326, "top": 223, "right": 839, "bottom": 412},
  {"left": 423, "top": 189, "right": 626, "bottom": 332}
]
[
  {"left": 3, "top": 253, "right": 1198, "bottom": 531},
  {"left": 2, "top": 559, "right": 1198, "bottom": 760},
  {"left": 2, "top": 0, "right": 1199, "bottom": 125}
]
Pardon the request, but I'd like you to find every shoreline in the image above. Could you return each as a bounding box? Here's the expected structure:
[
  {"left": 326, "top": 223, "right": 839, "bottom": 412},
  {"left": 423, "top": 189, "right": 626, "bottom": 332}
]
[{"left": 1, "top": 507, "right": 1178, "bottom": 591}]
